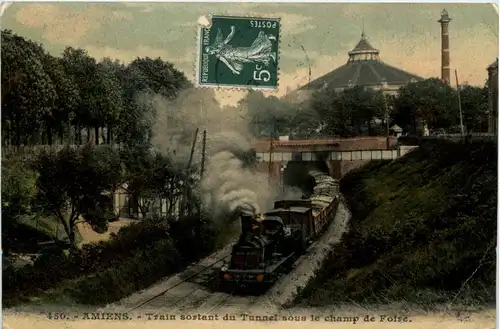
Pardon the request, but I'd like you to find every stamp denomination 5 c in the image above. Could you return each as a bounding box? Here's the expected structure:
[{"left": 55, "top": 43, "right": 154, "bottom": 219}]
[{"left": 196, "top": 15, "right": 280, "bottom": 90}]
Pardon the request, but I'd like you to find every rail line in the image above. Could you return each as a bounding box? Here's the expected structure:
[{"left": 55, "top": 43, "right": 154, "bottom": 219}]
[
  {"left": 201, "top": 293, "right": 260, "bottom": 315},
  {"left": 126, "top": 254, "right": 230, "bottom": 312},
  {"left": 127, "top": 252, "right": 275, "bottom": 314}
]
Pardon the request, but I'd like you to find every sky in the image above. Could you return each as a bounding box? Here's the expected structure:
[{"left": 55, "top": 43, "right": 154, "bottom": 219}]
[{"left": 1, "top": 2, "right": 498, "bottom": 105}]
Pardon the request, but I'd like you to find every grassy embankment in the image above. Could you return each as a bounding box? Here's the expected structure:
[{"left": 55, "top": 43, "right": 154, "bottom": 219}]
[{"left": 295, "top": 140, "right": 496, "bottom": 309}]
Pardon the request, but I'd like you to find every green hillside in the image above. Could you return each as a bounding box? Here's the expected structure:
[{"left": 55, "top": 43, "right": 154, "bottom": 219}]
[{"left": 296, "top": 140, "right": 497, "bottom": 308}]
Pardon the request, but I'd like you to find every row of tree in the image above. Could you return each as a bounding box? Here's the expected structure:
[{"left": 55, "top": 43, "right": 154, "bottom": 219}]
[
  {"left": 239, "top": 79, "right": 490, "bottom": 139},
  {"left": 2, "top": 29, "right": 491, "bottom": 146},
  {"left": 2, "top": 29, "right": 191, "bottom": 147}
]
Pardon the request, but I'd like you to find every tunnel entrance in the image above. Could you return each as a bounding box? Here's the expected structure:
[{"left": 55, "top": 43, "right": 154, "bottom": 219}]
[{"left": 282, "top": 161, "right": 330, "bottom": 198}]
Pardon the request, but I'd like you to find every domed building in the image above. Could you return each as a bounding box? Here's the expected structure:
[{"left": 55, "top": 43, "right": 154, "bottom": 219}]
[{"left": 287, "top": 31, "right": 424, "bottom": 102}]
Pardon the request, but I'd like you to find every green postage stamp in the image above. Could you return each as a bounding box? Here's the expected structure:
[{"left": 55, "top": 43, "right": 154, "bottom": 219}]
[{"left": 196, "top": 15, "right": 281, "bottom": 90}]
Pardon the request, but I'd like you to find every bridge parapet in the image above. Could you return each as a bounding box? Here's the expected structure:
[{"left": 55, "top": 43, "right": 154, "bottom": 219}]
[
  {"left": 253, "top": 137, "right": 416, "bottom": 180},
  {"left": 253, "top": 136, "right": 397, "bottom": 153}
]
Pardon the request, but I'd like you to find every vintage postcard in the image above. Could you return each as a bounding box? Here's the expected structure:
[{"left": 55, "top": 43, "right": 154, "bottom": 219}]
[{"left": 1, "top": 2, "right": 498, "bottom": 329}]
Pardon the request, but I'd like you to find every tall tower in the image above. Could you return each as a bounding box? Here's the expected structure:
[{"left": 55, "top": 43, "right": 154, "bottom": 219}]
[{"left": 438, "top": 9, "right": 452, "bottom": 83}]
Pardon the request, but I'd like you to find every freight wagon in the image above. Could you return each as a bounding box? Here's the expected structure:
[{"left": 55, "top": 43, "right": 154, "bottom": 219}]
[{"left": 219, "top": 170, "right": 339, "bottom": 288}]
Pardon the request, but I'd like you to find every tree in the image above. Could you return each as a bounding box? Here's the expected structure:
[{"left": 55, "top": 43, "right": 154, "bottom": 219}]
[
  {"left": 61, "top": 47, "right": 98, "bottom": 144},
  {"left": 459, "top": 85, "right": 489, "bottom": 132},
  {"left": 393, "top": 78, "right": 458, "bottom": 134},
  {"left": 1, "top": 156, "right": 39, "bottom": 254},
  {"left": 33, "top": 145, "right": 122, "bottom": 248},
  {"left": 88, "top": 60, "right": 124, "bottom": 145},
  {"left": 41, "top": 54, "right": 80, "bottom": 145},
  {"left": 2, "top": 32, "right": 193, "bottom": 147},
  {"left": 119, "top": 145, "right": 186, "bottom": 218},
  {"left": 311, "top": 86, "right": 385, "bottom": 137},
  {"left": 98, "top": 58, "right": 126, "bottom": 143},
  {"left": 127, "top": 57, "right": 191, "bottom": 99},
  {"left": 1, "top": 30, "right": 57, "bottom": 146},
  {"left": 115, "top": 57, "right": 190, "bottom": 146},
  {"left": 240, "top": 90, "right": 299, "bottom": 138},
  {"left": 288, "top": 105, "right": 323, "bottom": 139}
]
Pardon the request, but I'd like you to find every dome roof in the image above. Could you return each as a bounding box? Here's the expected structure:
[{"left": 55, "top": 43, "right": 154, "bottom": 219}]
[{"left": 299, "top": 32, "right": 423, "bottom": 91}]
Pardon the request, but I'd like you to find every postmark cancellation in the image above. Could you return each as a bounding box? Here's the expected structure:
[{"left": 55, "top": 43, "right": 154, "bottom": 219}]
[{"left": 196, "top": 15, "right": 281, "bottom": 90}]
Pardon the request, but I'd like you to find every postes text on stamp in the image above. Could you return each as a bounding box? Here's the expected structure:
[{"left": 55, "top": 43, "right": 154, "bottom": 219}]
[{"left": 197, "top": 15, "right": 280, "bottom": 90}]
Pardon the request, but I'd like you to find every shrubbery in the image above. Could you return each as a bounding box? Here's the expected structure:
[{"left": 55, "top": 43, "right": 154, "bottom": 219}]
[
  {"left": 64, "top": 238, "right": 183, "bottom": 305},
  {"left": 2, "top": 155, "right": 40, "bottom": 254},
  {"left": 297, "top": 140, "right": 496, "bottom": 307},
  {"left": 3, "top": 211, "right": 227, "bottom": 306}
]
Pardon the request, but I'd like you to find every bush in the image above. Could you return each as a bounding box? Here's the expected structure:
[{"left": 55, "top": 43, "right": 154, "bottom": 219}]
[
  {"left": 3, "top": 210, "right": 227, "bottom": 307},
  {"left": 65, "top": 238, "right": 183, "bottom": 305},
  {"left": 2, "top": 155, "right": 39, "bottom": 254},
  {"left": 169, "top": 214, "right": 218, "bottom": 262}
]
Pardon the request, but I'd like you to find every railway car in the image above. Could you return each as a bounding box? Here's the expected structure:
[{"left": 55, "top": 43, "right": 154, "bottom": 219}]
[{"left": 219, "top": 169, "right": 340, "bottom": 288}]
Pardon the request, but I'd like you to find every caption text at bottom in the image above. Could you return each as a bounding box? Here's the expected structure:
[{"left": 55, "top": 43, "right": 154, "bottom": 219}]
[{"left": 46, "top": 312, "right": 412, "bottom": 324}]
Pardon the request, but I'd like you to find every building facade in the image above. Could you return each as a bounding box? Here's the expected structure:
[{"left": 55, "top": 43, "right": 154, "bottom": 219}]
[{"left": 487, "top": 59, "right": 498, "bottom": 135}]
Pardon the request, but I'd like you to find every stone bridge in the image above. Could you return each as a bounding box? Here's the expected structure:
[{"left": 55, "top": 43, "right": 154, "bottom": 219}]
[{"left": 253, "top": 136, "right": 417, "bottom": 180}]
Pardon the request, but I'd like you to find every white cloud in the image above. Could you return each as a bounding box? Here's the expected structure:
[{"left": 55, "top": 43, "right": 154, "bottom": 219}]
[{"left": 15, "top": 4, "right": 132, "bottom": 45}]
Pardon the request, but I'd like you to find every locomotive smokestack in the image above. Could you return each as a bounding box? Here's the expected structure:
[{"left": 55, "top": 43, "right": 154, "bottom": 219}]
[
  {"left": 240, "top": 211, "right": 253, "bottom": 236},
  {"left": 438, "top": 9, "right": 452, "bottom": 84}
]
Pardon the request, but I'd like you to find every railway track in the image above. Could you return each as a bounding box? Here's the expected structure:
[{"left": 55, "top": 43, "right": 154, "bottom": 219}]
[
  {"left": 120, "top": 250, "right": 262, "bottom": 316},
  {"left": 126, "top": 254, "right": 230, "bottom": 312}
]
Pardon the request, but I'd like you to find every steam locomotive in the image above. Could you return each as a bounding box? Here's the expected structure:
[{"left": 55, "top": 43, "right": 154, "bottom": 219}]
[{"left": 219, "top": 170, "right": 339, "bottom": 287}]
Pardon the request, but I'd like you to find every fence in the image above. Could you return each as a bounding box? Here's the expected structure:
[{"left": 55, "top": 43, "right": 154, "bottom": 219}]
[{"left": 398, "top": 133, "right": 497, "bottom": 146}]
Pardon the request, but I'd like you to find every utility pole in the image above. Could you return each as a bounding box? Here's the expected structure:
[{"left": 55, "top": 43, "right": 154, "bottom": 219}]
[
  {"left": 200, "top": 100, "right": 206, "bottom": 127},
  {"left": 268, "top": 119, "right": 276, "bottom": 186},
  {"left": 180, "top": 128, "right": 199, "bottom": 218},
  {"left": 384, "top": 95, "right": 391, "bottom": 149},
  {"left": 384, "top": 95, "right": 390, "bottom": 137},
  {"left": 197, "top": 129, "right": 207, "bottom": 227},
  {"left": 199, "top": 129, "right": 207, "bottom": 216},
  {"left": 200, "top": 130, "right": 207, "bottom": 180},
  {"left": 455, "top": 69, "right": 465, "bottom": 140},
  {"left": 187, "top": 128, "right": 199, "bottom": 170}
]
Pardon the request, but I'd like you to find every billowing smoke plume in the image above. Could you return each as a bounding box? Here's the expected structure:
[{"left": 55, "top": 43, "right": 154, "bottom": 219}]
[{"left": 150, "top": 88, "right": 291, "bottom": 218}]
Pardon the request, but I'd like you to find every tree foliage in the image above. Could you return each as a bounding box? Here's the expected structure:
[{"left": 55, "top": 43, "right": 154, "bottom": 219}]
[
  {"left": 1, "top": 156, "right": 40, "bottom": 254},
  {"left": 1, "top": 30, "right": 190, "bottom": 147},
  {"left": 390, "top": 78, "right": 488, "bottom": 135},
  {"left": 240, "top": 90, "right": 322, "bottom": 138},
  {"left": 32, "top": 145, "right": 122, "bottom": 248},
  {"left": 311, "top": 86, "right": 387, "bottom": 137},
  {"left": 1, "top": 30, "right": 57, "bottom": 146},
  {"left": 118, "top": 145, "right": 188, "bottom": 218},
  {"left": 241, "top": 79, "right": 490, "bottom": 139},
  {"left": 458, "top": 85, "right": 489, "bottom": 132},
  {"left": 393, "top": 78, "right": 458, "bottom": 133}
]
